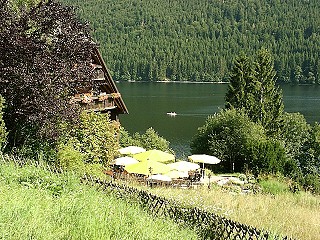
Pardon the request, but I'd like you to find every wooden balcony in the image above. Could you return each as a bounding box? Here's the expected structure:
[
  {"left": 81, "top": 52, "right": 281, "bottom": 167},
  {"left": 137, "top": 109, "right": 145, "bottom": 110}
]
[{"left": 71, "top": 92, "right": 121, "bottom": 112}]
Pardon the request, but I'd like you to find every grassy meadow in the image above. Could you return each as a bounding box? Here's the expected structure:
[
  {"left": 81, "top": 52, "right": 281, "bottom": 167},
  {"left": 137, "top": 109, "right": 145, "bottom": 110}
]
[
  {"left": 0, "top": 162, "right": 198, "bottom": 240},
  {"left": 145, "top": 181, "right": 320, "bottom": 240},
  {"left": 1, "top": 159, "right": 319, "bottom": 240}
]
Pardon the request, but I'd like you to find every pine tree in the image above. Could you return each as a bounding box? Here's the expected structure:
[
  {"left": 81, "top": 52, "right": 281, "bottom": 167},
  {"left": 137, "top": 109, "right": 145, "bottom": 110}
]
[
  {"left": 225, "top": 49, "right": 284, "bottom": 135},
  {"left": 225, "top": 53, "right": 252, "bottom": 110},
  {"left": 251, "top": 49, "right": 284, "bottom": 134}
]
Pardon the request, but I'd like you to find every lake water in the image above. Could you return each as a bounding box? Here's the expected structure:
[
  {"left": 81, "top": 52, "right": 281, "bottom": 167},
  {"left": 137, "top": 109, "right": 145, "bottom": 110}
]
[{"left": 117, "top": 82, "right": 320, "bottom": 158}]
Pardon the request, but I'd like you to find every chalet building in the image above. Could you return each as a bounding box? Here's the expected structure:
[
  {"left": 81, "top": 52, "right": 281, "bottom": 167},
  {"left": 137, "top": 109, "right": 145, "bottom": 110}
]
[{"left": 71, "top": 48, "right": 128, "bottom": 121}]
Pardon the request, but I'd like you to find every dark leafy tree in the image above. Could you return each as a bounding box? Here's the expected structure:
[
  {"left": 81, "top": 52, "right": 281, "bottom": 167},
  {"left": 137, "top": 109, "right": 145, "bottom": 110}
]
[
  {"left": 295, "top": 123, "right": 320, "bottom": 192},
  {"left": 0, "top": 0, "right": 96, "bottom": 147},
  {"left": 278, "top": 112, "right": 310, "bottom": 161},
  {"left": 299, "top": 123, "right": 320, "bottom": 175},
  {"left": 246, "top": 139, "right": 288, "bottom": 176}
]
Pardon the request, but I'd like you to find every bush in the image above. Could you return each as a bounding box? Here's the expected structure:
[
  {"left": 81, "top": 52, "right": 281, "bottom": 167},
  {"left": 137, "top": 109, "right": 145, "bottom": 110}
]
[
  {"left": 58, "top": 111, "right": 120, "bottom": 167},
  {"left": 57, "top": 138, "right": 85, "bottom": 172},
  {"left": 246, "top": 139, "right": 288, "bottom": 176},
  {"left": 259, "top": 177, "right": 290, "bottom": 195},
  {"left": 277, "top": 112, "right": 310, "bottom": 161},
  {"left": 298, "top": 173, "right": 320, "bottom": 194},
  {"left": 120, "top": 127, "right": 173, "bottom": 153},
  {"left": 191, "top": 109, "right": 266, "bottom": 172}
]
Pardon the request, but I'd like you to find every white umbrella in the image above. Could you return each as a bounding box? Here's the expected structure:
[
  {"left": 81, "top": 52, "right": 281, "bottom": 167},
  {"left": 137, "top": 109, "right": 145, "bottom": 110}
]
[
  {"left": 188, "top": 154, "right": 221, "bottom": 165},
  {"left": 147, "top": 174, "right": 172, "bottom": 182},
  {"left": 167, "top": 161, "right": 200, "bottom": 172},
  {"left": 118, "top": 146, "right": 146, "bottom": 155},
  {"left": 188, "top": 154, "right": 221, "bottom": 179},
  {"left": 164, "top": 170, "right": 189, "bottom": 179},
  {"left": 111, "top": 156, "right": 139, "bottom": 166}
]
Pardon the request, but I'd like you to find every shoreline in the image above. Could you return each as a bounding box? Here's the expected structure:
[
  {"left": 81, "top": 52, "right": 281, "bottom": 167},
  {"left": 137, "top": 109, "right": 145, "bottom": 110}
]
[
  {"left": 116, "top": 80, "right": 320, "bottom": 86},
  {"left": 116, "top": 80, "right": 229, "bottom": 84}
]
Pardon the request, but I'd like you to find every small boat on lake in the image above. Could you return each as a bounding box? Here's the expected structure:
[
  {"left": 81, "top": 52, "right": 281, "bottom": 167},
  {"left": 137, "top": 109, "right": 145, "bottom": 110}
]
[{"left": 167, "top": 112, "right": 177, "bottom": 116}]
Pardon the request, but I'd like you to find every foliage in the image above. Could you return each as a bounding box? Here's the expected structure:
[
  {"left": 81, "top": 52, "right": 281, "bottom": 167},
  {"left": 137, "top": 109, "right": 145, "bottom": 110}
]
[
  {"left": 0, "top": 95, "right": 7, "bottom": 151},
  {"left": 0, "top": 0, "right": 96, "bottom": 148},
  {"left": 119, "top": 127, "right": 140, "bottom": 147},
  {"left": 300, "top": 173, "right": 320, "bottom": 193},
  {"left": 226, "top": 49, "right": 284, "bottom": 135},
  {"left": 59, "top": 111, "right": 120, "bottom": 166},
  {"left": 257, "top": 176, "right": 291, "bottom": 195},
  {"left": 225, "top": 53, "right": 253, "bottom": 110},
  {"left": 298, "top": 123, "right": 320, "bottom": 175},
  {"left": 251, "top": 49, "right": 284, "bottom": 133},
  {"left": 277, "top": 112, "right": 311, "bottom": 161},
  {"left": 291, "top": 122, "right": 320, "bottom": 193},
  {"left": 190, "top": 109, "right": 266, "bottom": 172},
  {"left": 246, "top": 140, "right": 288, "bottom": 176},
  {"left": 62, "top": 0, "right": 320, "bottom": 83},
  {"left": 120, "top": 127, "right": 172, "bottom": 153},
  {"left": 57, "top": 138, "right": 85, "bottom": 172}
]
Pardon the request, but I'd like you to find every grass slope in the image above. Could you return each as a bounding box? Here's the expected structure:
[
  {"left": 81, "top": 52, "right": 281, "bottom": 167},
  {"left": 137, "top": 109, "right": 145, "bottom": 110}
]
[
  {"left": 0, "top": 162, "right": 198, "bottom": 240},
  {"left": 146, "top": 183, "right": 320, "bottom": 240}
]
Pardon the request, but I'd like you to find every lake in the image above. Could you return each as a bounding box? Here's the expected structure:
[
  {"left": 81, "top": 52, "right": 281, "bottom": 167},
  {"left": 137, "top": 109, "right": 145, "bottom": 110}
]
[{"left": 117, "top": 82, "right": 320, "bottom": 158}]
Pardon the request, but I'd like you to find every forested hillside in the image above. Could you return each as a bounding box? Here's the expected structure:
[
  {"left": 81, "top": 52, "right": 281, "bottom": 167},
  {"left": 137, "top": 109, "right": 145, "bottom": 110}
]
[{"left": 62, "top": 0, "right": 320, "bottom": 83}]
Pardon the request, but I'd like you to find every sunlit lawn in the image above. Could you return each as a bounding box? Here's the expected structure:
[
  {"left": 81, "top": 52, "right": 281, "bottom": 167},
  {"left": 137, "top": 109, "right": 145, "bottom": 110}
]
[
  {"left": 144, "top": 181, "right": 320, "bottom": 240},
  {"left": 0, "top": 162, "right": 198, "bottom": 240}
]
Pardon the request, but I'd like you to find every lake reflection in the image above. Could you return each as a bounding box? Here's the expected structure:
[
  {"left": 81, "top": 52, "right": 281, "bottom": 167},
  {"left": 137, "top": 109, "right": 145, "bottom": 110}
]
[{"left": 117, "top": 82, "right": 320, "bottom": 158}]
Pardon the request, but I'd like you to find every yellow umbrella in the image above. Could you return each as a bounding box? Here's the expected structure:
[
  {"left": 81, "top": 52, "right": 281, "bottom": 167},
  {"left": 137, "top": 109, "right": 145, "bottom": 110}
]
[
  {"left": 124, "top": 160, "right": 172, "bottom": 175},
  {"left": 133, "top": 149, "right": 175, "bottom": 163}
]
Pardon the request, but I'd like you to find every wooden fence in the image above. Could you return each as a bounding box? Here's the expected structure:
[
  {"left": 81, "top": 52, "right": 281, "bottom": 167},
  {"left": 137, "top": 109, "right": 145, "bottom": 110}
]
[{"left": 81, "top": 174, "right": 293, "bottom": 240}]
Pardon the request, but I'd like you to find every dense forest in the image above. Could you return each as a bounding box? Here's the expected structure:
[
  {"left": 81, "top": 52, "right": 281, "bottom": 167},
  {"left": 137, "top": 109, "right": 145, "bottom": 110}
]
[{"left": 61, "top": 0, "right": 320, "bottom": 83}]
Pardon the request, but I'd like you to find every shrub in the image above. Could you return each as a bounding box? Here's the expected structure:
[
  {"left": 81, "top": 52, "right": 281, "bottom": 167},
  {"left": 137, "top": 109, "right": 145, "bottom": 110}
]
[
  {"left": 191, "top": 109, "right": 266, "bottom": 172},
  {"left": 58, "top": 111, "right": 120, "bottom": 166},
  {"left": 120, "top": 127, "right": 173, "bottom": 153},
  {"left": 258, "top": 176, "right": 290, "bottom": 195},
  {"left": 246, "top": 139, "right": 288, "bottom": 176},
  {"left": 277, "top": 112, "right": 310, "bottom": 161},
  {"left": 299, "top": 173, "right": 320, "bottom": 193},
  {"left": 57, "top": 138, "right": 85, "bottom": 172}
]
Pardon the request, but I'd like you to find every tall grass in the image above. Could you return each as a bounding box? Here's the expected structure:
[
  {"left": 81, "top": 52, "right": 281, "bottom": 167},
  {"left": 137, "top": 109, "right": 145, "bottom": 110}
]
[
  {"left": 146, "top": 183, "right": 320, "bottom": 240},
  {"left": 0, "top": 162, "right": 198, "bottom": 240}
]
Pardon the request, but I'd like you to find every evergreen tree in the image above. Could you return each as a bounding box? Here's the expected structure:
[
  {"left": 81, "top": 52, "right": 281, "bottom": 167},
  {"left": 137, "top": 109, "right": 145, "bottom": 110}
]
[
  {"left": 225, "top": 49, "right": 284, "bottom": 135},
  {"left": 62, "top": 0, "right": 320, "bottom": 83},
  {"left": 225, "top": 53, "right": 252, "bottom": 110},
  {"left": 251, "top": 49, "right": 284, "bottom": 134}
]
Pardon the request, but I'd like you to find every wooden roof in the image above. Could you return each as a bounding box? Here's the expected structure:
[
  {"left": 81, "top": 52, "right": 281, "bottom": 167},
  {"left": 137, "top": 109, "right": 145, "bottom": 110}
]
[{"left": 91, "top": 47, "right": 128, "bottom": 115}]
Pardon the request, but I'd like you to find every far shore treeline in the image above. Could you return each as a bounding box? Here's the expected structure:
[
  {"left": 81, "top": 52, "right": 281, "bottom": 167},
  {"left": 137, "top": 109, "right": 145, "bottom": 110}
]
[{"left": 62, "top": 0, "right": 320, "bottom": 84}]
